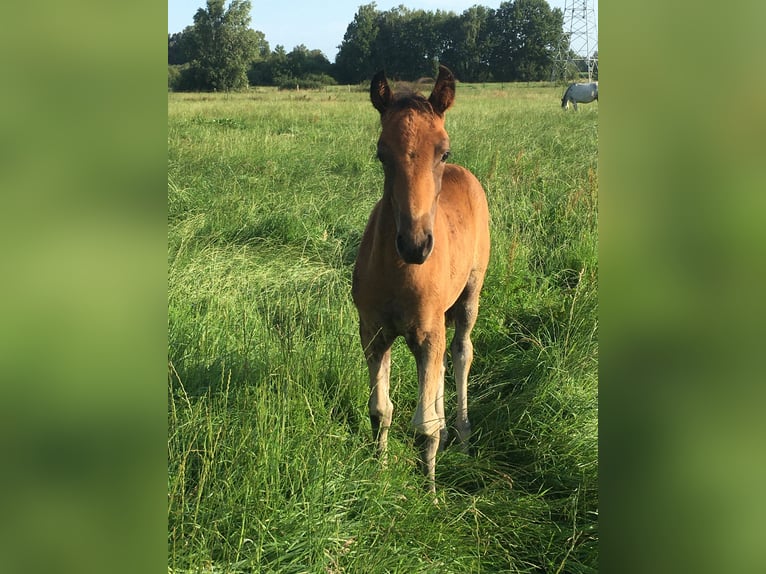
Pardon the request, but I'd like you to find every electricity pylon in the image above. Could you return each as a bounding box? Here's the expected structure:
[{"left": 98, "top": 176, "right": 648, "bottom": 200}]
[{"left": 551, "top": 0, "right": 598, "bottom": 83}]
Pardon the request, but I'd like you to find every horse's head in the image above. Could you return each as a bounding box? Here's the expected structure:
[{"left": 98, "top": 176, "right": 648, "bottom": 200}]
[{"left": 370, "top": 65, "right": 455, "bottom": 265}]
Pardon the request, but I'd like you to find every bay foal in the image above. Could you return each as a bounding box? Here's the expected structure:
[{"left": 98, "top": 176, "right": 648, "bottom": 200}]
[{"left": 352, "top": 66, "right": 490, "bottom": 491}]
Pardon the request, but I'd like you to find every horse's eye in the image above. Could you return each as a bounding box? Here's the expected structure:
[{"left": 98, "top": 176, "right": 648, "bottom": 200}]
[{"left": 441, "top": 150, "right": 451, "bottom": 163}]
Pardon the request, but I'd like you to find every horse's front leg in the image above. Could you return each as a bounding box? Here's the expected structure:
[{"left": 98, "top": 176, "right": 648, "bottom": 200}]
[
  {"left": 361, "top": 324, "right": 393, "bottom": 462},
  {"left": 407, "top": 325, "right": 447, "bottom": 492}
]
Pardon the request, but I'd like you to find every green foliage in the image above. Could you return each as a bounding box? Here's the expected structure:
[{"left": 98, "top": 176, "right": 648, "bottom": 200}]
[
  {"left": 170, "top": 1, "right": 570, "bottom": 86},
  {"left": 168, "top": 83, "right": 598, "bottom": 572},
  {"left": 168, "top": 29, "right": 193, "bottom": 65},
  {"left": 334, "top": 3, "right": 381, "bottom": 84},
  {"left": 247, "top": 45, "right": 334, "bottom": 88},
  {"left": 183, "top": 0, "right": 256, "bottom": 91},
  {"left": 168, "top": 65, "right": 181, "bottom": 91},
  {"left": 488, "top": 0, "right": 564, "bottom": 81},
  {"left": 440, "top": 5, "right": 495, "bottom": 82},
  {"left": 335, "top": 1, "right": 566, "bottom": 82}
]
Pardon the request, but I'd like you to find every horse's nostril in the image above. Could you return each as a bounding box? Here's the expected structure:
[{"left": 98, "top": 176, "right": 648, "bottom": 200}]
[
  {"left": 425, "top": 233, "right": 434, "bottom": 252},
  {"left": 396, "top": 234, "right": 405, "bottom": 256}
]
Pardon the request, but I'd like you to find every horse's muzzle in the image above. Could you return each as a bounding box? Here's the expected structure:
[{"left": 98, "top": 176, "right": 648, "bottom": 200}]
[{"left": 396, "top": 232, "right": 434, "bottom": 265}]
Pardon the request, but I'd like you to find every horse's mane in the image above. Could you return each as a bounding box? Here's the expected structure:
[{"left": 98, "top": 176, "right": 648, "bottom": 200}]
[{"left": 389, "top": 89, "right": 435, "bottom": 116}]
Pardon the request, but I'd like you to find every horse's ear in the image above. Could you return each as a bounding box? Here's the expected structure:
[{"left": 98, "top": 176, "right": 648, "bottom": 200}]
[
  {"left": 428, "top": 65, "right": 455, "bottom": 116},
  {"left": 370, "top": 70, "right": 392, "bottom": 115}
]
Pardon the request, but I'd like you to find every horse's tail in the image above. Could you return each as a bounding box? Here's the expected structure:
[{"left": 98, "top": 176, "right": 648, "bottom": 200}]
[{"left": 561, "top": 85, "right": 571, "bottom": 108}]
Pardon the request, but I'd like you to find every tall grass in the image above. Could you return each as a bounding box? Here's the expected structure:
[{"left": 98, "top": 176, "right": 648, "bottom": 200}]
[{"left": 168, "top": 83, "right": 598, "bottom": 573}]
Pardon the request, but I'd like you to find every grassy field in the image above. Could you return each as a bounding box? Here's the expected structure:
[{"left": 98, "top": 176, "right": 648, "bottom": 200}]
[{"left": 168, "top": 82, "right": 598, "bottom": 573}]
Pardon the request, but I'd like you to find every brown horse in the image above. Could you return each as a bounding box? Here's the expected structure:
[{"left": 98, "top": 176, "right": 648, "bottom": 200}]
[{"left": 352, "top": 65, "right": 490, "bottom": 491}]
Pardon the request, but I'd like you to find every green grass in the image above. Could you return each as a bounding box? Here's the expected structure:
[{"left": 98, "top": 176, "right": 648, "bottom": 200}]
[{"left": 168, "top": 83, "right": 598, "bottom": 573}]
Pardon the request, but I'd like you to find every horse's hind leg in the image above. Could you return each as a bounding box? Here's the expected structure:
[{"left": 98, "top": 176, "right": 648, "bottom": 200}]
[{"left": 437, "top": 351, "right": 448, "bottom": 451}]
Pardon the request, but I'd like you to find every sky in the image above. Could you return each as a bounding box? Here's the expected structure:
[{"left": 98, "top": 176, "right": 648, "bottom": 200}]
[{"left": 167, "top": 0, "right": 597, "bottom": 62}]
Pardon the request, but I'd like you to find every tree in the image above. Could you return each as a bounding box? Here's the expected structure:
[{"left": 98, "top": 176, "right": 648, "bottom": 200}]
[
  {"left": 337, "top": 5, "right": 456, "bottom": 82},
  {"left": 441, "top": 6, "right": 493, "bottom": 82},
  {"left": 168, "top": 29, "right": 193, "bottom": 65},
  {"left": 335, "top": 3, "right": 381, "bottom": 84},
  {"left": 488, "top": 0, "right": 563, "bottom": 81},
  {"left": 374, "top": 7, "right": 452, "bottom": 80},
  {"left": 185, "top": 0, "right": 257, "bottom": 91},
  {"left": 333, "top": 2, "right": 564, "bottom": 84},
  {"left": 245, "top": 28, "right": 270, "bottom": 61}
]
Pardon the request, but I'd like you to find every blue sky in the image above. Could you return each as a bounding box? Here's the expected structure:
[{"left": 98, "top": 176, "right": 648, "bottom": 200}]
[{"left": 167, "top": 0, "right": 596, "bottom": 62}]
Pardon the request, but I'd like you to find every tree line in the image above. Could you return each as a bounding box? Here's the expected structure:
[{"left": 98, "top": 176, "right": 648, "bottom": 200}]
[{"left": 169, "top": 0, "right": 585, "bottom": 92}]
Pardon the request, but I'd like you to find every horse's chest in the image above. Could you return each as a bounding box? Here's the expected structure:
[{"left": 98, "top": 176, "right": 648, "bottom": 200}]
[
  {"left": 369, "top": 296, "right": 429, "bottom": 334},
  {"left": 358, "top": 272, "right": 448, "bottom": 328}
]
